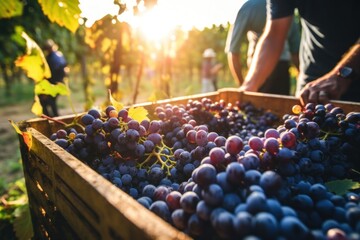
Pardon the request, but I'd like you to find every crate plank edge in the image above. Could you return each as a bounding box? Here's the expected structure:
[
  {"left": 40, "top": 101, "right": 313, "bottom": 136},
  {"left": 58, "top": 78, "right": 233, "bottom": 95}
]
[{"left": 18, "top": 89, "right": 360, "bottom": 240}]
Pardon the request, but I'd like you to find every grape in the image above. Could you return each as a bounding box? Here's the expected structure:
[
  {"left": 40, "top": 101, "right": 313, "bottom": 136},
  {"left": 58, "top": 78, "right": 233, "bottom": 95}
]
[
  {"left": 171, "top": 209, "right": 189, "bottom": 230},
  {"left": 225, "top": 135, "right": 244, "bottom": 155},
  {"left": 280, "top": 131, "right": 297, "bottom": 149},
  {"left": 149, "top": 200, "right": 171, "bottom": 222},
  {"left": 81, "top": 113, "right": 95, "bottom": 125},
  {"left": 259, "top": 170, "right": 282, "bottom": 195},
  {"left": 265, "top": 128, "right": 280, "bottom": 139},
  {"left": 212, "top": 211, "right": 235, "bottom": 239},
  {"left": 127, "top": 119, "right": 140, "bottom": 130},
  {"left": 201, "top": 183, "right": 224, "bottom": 207},
  {"left": 55, "top": 139, "right": 69, "bottom": 149},
  {"left": 196, "top": 200, "right": 213, "bottom": 221},
  {"left": 192, "top": 163, "right": 217, "bottom": 188},
  {"left": 222, "top": 193, "right": 241, "bottom": 212},
  {"left": 187, "top": 213, "right": 205, "bottom": 237},
  {"left": 280, "top": 216, "right": 309, "bottom": 240},
  {"left": 165, "top": 191, "right": 182, "bottom": 211},
  {"left": 253, "top": 212, "right": 278, "bottom": 239},
  {"left": 56, "top": 129, "right": 67, "bottom": 139},
  {"left": 153, "top": 186, "right": 171, "bottom": 201},
  {"left": 147, "top": 133, "right": 162, "bottom": 145},
  {"left": 225, "top": 162, "right": 245, "bottom": 186},
  {"left": 209, "top": 147, "right": 226, "bottom": 166},
  {"left": 264, "top": 137, "right": 280, "bottom": 155},
  {"left": 246, "top": 191, "right": 268, "bottom": 214},
  {"left": 180, "top": 191, "right": 200, "bottom": 214},
  {"left": 186, "top": 129, "right": 196, "bottom": 144},
  {"left": 248, "top": 136, "right": 264, "bottom": 151},
  {"left": 233, "top": 211, "right": 253, "bottom": 237},
  {"left": 195, "top": 129, "right": 208, "bottom": 146},
  {"left": 148, "top": 120, "right": 161, "bottom": 133},
  {"left": 214, "top": 136, "right": 226, "bottom": 147}
]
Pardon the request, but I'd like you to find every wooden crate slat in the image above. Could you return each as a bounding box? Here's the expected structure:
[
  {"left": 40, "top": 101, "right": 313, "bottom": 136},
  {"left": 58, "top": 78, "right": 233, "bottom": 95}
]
[{"left": 26, "top": 128, "right": 191, "bottom": 240}]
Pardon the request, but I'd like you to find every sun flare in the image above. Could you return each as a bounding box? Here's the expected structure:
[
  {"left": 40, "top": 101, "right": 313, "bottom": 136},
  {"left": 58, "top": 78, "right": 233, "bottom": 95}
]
[{"left": 132, "top": 6, "right": 178, "bottom": 43}]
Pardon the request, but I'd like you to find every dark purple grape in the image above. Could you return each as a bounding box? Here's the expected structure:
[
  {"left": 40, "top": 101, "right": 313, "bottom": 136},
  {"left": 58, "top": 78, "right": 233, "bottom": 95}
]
[
  {"left": 171, "top": 209, "right": 189, "bottom": 230},
  {"left": 248, "top": 136, "right": 264, "bottom": 151},
  {"left": 149, "top": 200, "right": 170, "bottom": 222},
  {"left": 264, "top": 137, "right": 280, "bottom": 155},
  {"left": 81, "top": 113, "right": 95, "bottom": 125},
  {"left": 201, "top": 183, "right": 224, "bottom": 207},
  {"left": 225, "top": 135, "right": 244, "bottom": 155},
  {"left": 192, "top": 163, "right": 217, "bottom": 188},
  {"left": 180, "top": 191, "right": 200, "bottom": 214},
  {"left": 165, "top": 191, "right": 182, "bottom": 211},
  {"left": 225, "top": 162, "right": 245, "bottom": 186},
  {"left": 195, "top": 129, "right": 208, "bottom": 147},
  {"left": 259, "top": 170, "right": 282, "bottom": 195},
  {"left": 56, "top": 129, "right": 67, "bottom": 139}
]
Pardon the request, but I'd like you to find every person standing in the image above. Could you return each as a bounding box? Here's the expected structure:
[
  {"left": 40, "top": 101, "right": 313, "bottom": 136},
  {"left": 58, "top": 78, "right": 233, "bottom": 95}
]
[
  {"left": 201, "top": 48, "right": 223, "bottom": 93},
  {"left": 225, "top": 0, "right": 300, "bottom": 95},
  {"left": 39, "top": 39, "right": 68, "bottom": 117},
  {"left": 240, "top": 0, "right": 360, "bottom": 105}
]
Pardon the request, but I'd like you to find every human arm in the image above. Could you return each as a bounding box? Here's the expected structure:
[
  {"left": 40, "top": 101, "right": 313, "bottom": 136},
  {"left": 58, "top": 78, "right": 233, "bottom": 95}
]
[
  {"left": 240, "top": 16, "right": 293, "bottom": 91},
  {"left": 299, "top": 39, "right": 360, "bottom": 105},
  {"left": 227, "top": 52, "right": 244, "bottom": 86}
]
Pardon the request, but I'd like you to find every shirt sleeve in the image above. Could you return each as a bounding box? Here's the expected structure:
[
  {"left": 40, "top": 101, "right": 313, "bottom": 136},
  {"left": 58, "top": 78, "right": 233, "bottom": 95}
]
[
  {"left": 225, "top": 2, "right": 253, "bottom": 53},
  {"left": 267, "top": 0, "right": 295, "bottom": 20}
]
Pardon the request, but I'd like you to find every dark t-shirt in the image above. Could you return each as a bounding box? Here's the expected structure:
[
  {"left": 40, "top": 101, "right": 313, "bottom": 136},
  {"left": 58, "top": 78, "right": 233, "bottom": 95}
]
[
  {"left": 46, "top": 51, "right": 67, "bottom": 85},
  {"left": 268, "top": 0, "right": 360, "bottom": 100}
]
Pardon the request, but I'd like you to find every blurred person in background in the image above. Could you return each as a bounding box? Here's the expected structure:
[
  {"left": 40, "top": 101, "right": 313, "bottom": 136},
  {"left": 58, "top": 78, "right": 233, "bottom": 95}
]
[
  {"left": 225, "top": 0, "right": 300, "bottom": 95},
  {"left": 39, "top": 39, "right": 68, "bottom": 117},
  {"left": 201, "top": 48, "right": 223, "bottom": 93},
  {"left": 240, "top": 0, "right": 360, "bottom": 105}
]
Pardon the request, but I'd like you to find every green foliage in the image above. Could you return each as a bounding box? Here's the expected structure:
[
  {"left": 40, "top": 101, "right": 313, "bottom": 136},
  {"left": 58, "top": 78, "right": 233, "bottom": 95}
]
[
  {"left": 0, "top": 178, "right": 33, "bottom": 240},
  {"left": 325, "top": 179, "right": 360, "bottom": 196},
  {"left": 0, "top": 1, "right": 23, "bottom": 19}
]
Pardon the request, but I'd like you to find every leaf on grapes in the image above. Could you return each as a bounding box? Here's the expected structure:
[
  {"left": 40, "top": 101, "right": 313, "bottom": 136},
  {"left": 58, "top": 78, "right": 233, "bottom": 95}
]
[
  {"left": 35, "top": 80, "right": 69, "bottom": 97},
  {"left": 9, "top": 120, "right": 32, "bottom": 150},
  {"left": 31, "top": 96, "right": 43, "bottom": 117},
  {"left": 15, "top": 32, "right": 51, "bottom": 82},
  {"left": 0, "top": 0, "right": 23, "bottom": 19},
  {"left": 108, "top": 90, "right": 124, "bottom": 111},
  {"left": 325, "top": 179, "right": 360, "bottom": 196},
  {"left": 128, "top": 107, "right": 149, "bottom": 122},
  {"left": 13, "top": 204, "right": 33, "bottom": 240},
  {"left": 38, "top": 0, "right": 81, "bottom": 33}
]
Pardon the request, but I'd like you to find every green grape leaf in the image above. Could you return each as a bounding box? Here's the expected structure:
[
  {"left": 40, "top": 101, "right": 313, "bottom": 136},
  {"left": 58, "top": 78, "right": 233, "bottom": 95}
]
[
  {"left": 38, "top": 0, "right": 81, "bottom": 33},
  {"left": 128, "top": 107, "right": 149, "bottom": 122},
  {"left": 15, "top": 32, "right": 51, "bottom": 82},
  {"left": 13, "top": 204, "right": 33, "bottom": 240},
  {"left": 35, "top": 80, "right": 69, "bottom": 97},
  {"left": 31, "top": 96, "right": 43, "bottom": 117},
  {"left": 109, "top": 90, "right": 124, "bottom": 111},
  {"left": 325, "top": 179, "right": 360, "bottom": 196},
  {"left": 0, "top": 0, "right": 23, "bottom": 19}
]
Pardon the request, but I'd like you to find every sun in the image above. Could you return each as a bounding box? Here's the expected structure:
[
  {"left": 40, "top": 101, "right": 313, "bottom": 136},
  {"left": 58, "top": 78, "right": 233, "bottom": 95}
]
[{"left": 132, "top": 6, "right": 177, "bottom": 43}]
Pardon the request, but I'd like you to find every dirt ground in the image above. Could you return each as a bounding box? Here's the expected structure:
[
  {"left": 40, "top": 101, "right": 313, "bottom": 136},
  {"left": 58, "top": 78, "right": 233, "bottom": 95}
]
[{"left": 0, "top": 96, "right": 88, "bottom": 184}]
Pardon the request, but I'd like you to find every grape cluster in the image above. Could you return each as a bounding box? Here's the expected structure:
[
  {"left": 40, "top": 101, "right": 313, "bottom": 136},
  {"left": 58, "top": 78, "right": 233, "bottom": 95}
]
[{"left": 49, "top": 98, "right": 360, "bottom": 240}]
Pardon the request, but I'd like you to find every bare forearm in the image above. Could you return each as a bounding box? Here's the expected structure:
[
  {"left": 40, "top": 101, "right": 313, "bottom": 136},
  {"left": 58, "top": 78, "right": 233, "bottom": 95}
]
[
  {"left": 242, "top": 17, "right": 292, "bottom": 91},
  {"left": 227, "top": 53, "right": 243, "bottom": 86},
  {"left": 333, "top": 38, "right": 360, "bottom": 76}
]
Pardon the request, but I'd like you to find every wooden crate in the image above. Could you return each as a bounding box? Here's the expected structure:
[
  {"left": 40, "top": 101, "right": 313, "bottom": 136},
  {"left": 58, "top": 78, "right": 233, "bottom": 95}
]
[{"left": 18, "top": 89, "right": 360, "bottom": 240}]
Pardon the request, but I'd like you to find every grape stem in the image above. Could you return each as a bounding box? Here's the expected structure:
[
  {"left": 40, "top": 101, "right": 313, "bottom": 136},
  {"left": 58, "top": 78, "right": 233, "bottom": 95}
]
[{"left": 137, "top": 140, "right": 176, "bottom": 176}]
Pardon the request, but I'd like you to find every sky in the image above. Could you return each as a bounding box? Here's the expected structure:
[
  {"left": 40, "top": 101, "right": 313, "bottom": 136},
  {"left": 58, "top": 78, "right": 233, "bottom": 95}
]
[{"left": 79, "top": 0, "right": 243, "bottom": 30}]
